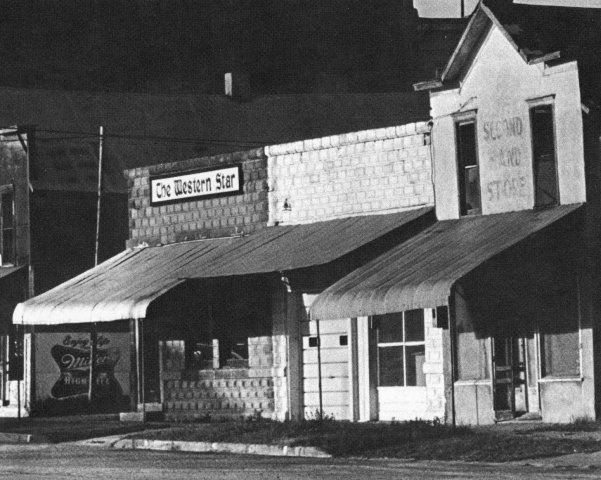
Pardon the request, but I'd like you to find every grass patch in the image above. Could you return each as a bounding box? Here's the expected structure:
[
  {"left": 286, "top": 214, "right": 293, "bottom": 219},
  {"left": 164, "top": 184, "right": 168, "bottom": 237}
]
[
  {"left": 29, "top": 396, "right": 130, "bottom": 418},
  {"left": 0, "top": 415, "right": 165, "bottom": 443},
  {"left": 129, "top": 417, "right": 601, "bottom": 461}
]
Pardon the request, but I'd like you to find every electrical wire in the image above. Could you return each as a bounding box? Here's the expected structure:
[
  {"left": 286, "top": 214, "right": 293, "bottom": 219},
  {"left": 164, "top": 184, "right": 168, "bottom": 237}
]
[
  {"left": 35, "top": 128, "right": 268, "bottom": 146},
  {"left": 0, "top": 126, "right": 272, "bottom": 148}
]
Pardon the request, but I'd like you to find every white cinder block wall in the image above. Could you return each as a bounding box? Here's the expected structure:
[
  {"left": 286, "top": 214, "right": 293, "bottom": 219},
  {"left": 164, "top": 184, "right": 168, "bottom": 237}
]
[
  {"left": 266, "top": 123, "right": 434, "bottom": 226},
  {"left": 265, "top": 124, "right": 445, "bottom": 421}
]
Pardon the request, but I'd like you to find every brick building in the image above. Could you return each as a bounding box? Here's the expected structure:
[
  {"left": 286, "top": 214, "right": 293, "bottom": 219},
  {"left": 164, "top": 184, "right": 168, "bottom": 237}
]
[
  {"left": 14, "top": 121, "right": 435, "bottom": 420},
  {"left": 0, "top": 86, "right": 431, "bottom": 418}
]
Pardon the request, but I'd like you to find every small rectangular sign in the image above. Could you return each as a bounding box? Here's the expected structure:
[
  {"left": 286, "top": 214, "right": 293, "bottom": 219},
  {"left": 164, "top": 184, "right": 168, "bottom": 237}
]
[{"left": 150, "top": 165, "right": 243, "bottom": 205}]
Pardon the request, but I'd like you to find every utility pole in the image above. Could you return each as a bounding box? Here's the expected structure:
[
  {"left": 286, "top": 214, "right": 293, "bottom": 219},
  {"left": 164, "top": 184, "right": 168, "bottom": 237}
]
[
  {"left": 88, "top": 126, "right": 104, "bottom": 403},
  {"left": 461, "top": 0, "right": 465, "bottom": 18}
]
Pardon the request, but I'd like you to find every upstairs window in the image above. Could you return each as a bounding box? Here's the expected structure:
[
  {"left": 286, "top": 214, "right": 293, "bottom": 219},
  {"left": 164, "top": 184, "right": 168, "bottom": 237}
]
[
  {"left": 0, "top": 187, "right": 14, "bottom": 266},
  {"left": 456, "top": 118, "right": 481, "bottom": 215},
  {"left": 530, "top": 103, "right": 558, "bottom": 207}
]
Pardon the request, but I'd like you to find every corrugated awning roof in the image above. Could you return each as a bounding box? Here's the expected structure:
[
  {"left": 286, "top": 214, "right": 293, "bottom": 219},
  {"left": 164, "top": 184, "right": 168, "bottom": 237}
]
[
  {"left": 13, "top": 208, "right": 431, "bottom": 325},
  {"left": 310, "top": 205, "right": 582, "bottom": 320}
]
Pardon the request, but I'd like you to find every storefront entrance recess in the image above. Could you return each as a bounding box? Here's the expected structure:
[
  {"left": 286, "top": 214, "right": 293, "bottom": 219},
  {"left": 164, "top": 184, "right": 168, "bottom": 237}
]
[{"left": 492, "top": 336, "right": 528, "bottom": 420}]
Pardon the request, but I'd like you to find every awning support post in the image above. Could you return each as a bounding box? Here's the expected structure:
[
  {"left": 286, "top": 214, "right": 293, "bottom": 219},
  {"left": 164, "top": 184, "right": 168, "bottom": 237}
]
[
  {"left": 129, "top": 319, "right": 137, "bottom": 411},
  {"left": 88, "top": 324, "right": 97, "bottom": 403},
  {"left": 316, "top": 317, "right": 323, "bottom": 419},
  {"left": 138, "top": 319, "right": 146, "bottom": 421},
  {"left": 448, "top": 293, "right": 457, "bottom": 428}
]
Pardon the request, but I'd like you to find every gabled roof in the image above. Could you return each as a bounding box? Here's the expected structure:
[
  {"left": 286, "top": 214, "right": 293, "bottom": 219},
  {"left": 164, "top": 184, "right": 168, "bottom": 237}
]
[
  {"left": 415, "top": 0, "right": 601, "bottom": 100},
  {"left": 0, "top": 87, "right": 430, "bottom": 194}
]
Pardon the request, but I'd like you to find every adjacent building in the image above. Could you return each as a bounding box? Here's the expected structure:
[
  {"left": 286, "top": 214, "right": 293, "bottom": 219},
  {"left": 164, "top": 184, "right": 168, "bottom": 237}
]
[{"left": 311, "top": 0, "right": 601, "bottom": 424}]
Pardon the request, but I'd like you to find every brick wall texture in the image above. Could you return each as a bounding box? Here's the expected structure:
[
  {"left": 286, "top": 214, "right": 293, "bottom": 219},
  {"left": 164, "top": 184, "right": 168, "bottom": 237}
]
[
  {"left": 265, "top": 122, "right": 434, "bottom": 225},
  {"left": 125, "top": 149, "right": 268, "bottom": 247}
]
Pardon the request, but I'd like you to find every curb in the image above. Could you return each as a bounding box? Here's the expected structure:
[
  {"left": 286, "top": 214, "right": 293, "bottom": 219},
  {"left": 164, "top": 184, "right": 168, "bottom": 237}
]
[
  {"left": 0, "top": 432, "right": 33, "bottom": 444},
  {"left": 110, "top": 438, "right": 331, "bottom": 458}
]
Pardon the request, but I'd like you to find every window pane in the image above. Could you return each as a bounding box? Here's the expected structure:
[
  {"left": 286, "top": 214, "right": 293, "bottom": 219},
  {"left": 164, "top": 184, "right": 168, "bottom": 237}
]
[
  {"left": 1, "top": 193, "right": 13, "bottom": 225},
  {"left": 2, "top": 229, "right": 13, "bottom": 264},
  {"left": 464, "top": 166, "right": 481, "bottom": 213},
  {"left": 531, "top": 105, "right": 557, "bottom": 207},
  {"left": 379, "top": 346, "right": 404, "bottom": 386},
  {"left": 406, "top": 345, "right": 426, "bottom": 386},
  {"left": 543, "top": 331, "right": 579, "bottom": 376},
  {"left": 457, "top": 122, "right": 477, "bottom": 167},
  {"left": 456, "top": 121, "right": 481, "bottom": 215},
  {"left": 404, "top": 309, "right": 424, "bottom": 342},
  {"left": 375, "top": 313, "right": 404, "bottom": 343},
  {"left": 542, "top": 291, "right": 579, "bottom": 377},
  {"left": 1, "top": 192, "right": 13, "bottom": 265}
]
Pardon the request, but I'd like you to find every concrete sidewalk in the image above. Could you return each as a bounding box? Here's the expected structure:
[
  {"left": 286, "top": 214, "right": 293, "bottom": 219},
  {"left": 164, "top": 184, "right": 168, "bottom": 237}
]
[
  {"left": 76, "top": 432, "right": 332, "bottom": 458},
  {"left": 516, "top": 451, "right": 601, "bottom": 471}
]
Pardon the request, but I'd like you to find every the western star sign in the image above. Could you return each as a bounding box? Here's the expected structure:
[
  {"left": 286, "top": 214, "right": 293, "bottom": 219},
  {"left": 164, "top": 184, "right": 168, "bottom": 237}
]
[{"left": 150, "top": 164, "right": 243, "bottom": 205}]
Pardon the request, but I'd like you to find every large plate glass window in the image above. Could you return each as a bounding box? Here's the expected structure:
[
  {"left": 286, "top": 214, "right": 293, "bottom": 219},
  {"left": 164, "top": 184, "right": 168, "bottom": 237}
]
[{"left": 375, "top": 310, "right": 425, "bottom": 387}]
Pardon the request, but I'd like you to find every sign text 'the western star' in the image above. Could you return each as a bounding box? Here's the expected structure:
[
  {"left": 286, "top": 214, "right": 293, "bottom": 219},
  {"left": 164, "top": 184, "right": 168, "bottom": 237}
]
[{"left": 150, "top": 165, "right": 243, "bottom": 205}]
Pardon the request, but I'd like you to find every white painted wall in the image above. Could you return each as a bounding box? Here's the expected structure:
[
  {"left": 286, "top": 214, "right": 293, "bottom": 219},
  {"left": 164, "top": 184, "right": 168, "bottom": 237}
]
[
  {"left": 431, "top": 24, "right": 586, "bottom": 220},
  {"left": 304, "top": 310, "right": 446, "bottom": 422},
  {"left": 301, "top": 318, "right": 351, "bottom": 420}
]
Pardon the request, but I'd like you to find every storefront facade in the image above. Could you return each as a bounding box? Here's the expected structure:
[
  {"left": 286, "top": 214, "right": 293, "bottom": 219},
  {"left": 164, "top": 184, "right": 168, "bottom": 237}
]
[
  {"left": 310, "top": 1, "right": 598, "bottom": 425},
  {"left": 423, "top": 1, "right": 594, "bottom": 424},
  {"left": 14, "top": 121, "right": 436, "bottom": 421}
]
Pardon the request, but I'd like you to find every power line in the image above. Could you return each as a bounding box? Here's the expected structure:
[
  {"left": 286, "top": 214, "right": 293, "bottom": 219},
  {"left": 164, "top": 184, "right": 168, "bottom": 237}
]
[{"left": 35, "top": 128, "right": 268, "bottom": 146}]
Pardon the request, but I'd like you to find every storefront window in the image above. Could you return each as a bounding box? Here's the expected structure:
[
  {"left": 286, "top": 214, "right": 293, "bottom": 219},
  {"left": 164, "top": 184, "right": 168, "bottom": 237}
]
[
  {"left": 375, "top": 310, "right": 426, "bottom": 387},
  {"left": 541, "top": 291, "right": 580, "bottom": 377}
]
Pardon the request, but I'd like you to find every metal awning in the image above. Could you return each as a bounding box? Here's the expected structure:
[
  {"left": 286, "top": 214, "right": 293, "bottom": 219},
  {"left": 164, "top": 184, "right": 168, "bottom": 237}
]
[
  {"left": 310, "top": 204, "right": 583, "bottom": 320},
  {"left": 13, "top": 208, "right": 432, "bottom": 325}
]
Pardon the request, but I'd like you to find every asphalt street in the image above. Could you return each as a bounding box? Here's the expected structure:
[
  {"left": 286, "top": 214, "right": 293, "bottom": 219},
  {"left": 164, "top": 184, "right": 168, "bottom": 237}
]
[{"left": 0, "top": 444, "right": 599, "bottom": 480}]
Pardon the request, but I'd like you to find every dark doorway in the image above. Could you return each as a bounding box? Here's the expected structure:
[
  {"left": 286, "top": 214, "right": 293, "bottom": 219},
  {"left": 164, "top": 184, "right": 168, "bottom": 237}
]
[{"left": 492, "top": 336, "right": 528, "bottom": 420}]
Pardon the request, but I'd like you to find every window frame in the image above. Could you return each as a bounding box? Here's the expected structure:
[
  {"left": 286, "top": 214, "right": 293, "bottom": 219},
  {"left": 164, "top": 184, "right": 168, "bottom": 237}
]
[
  {"left": 0, "top": 185, "right": 15, "bottom": 267},
  {"left": 454, "top": 111, "right": 481, "bottom": 216},
  {"left": 538, "top": 285, "right": 582, "bottom": 379},
  {"left": 375, "top": 310, "right": 426, "bottom": 387},
  {"left": 528, "top": 95, "right": 559, "bottom": 208}
]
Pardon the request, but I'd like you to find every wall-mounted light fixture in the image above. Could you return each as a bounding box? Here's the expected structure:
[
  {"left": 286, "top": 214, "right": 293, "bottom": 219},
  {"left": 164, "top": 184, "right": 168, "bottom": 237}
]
[{"left": 283, "top": 198, "right": 292, "bottom": 211}]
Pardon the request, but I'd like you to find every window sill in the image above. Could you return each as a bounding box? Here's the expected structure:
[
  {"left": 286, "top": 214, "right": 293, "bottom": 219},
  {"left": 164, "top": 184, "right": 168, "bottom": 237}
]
[
  {"left": 454, "top": 379, "right": 491, "bottom": 386},
  {"left": 538, "top": 376, "right": 583, "bottom": 383},
  {"left": 377, "top": 385, "right": 427, "bottom": 389}
]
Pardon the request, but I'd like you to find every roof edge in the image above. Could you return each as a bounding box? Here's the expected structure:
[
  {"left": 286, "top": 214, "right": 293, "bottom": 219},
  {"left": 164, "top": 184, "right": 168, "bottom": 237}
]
[{"left": 437, "top": 1, "right": 543, "bottom": 86}]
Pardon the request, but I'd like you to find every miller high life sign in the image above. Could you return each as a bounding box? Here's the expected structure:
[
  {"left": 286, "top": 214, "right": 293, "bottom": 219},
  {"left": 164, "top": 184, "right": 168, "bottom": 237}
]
[{"left": 150, "top": 165, "right": 243, "bottom": 205}]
